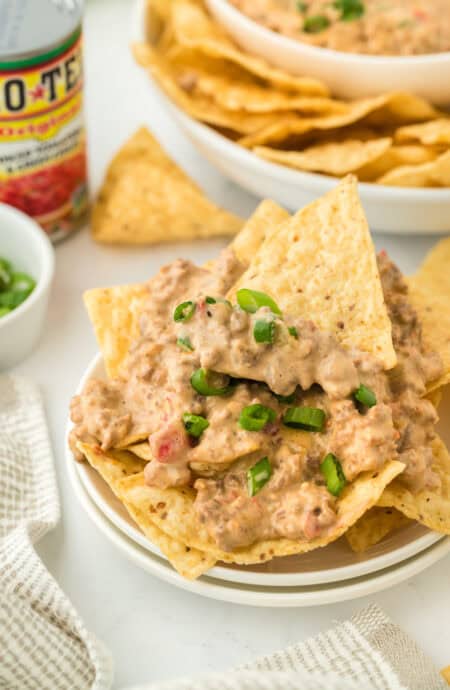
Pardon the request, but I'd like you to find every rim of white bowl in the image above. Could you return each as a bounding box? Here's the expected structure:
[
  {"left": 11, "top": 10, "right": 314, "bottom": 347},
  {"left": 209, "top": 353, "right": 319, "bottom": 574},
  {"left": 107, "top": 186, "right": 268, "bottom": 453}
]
[
  {"left": 0, "top": 203, "right": 55, "bottom": 327},
  {"left": 207, "top": 0, "right": 450, "bottom": 66}
]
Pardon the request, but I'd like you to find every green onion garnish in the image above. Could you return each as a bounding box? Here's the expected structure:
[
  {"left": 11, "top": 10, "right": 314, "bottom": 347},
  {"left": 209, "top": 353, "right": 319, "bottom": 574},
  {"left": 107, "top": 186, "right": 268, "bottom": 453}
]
[
  {"left": 275, "top": 391, "right": 297, "bottom": 404},
  {"left": 190, "top": 368, "right": 233, "bottom": 396},
  {"left": 288, "top": 326, "right": 298, "bottom": 338},
  {"left": 236, "top": 288, "right": 281, "bottom": 315},
  {"left": 173, "top": 301, "right": 196, "bottom": 322},
  {"left": 0, "top": 259, "right": 12, "bottom": 291},
  {"left": 303, "top": 14, "right": 330, "bottom": 32},
  {"left": 296, "top": 1, "right": 308, "bottom": 12},
  {"left": 247, "top": 456, "right": 272, "bottom": 497},
  {"left": 254, "top": 319, "right": 275, "bottom": 344},
  {"left": 182, "top": 412, "right": 209, "bottom": 438},
  {"left": 239, "top": 404, "right": 276, "bottom": 432},
  {"left": 177, "top": 336, "right": 194, "bottom": 352},
  {"left": 333, "top": 0, "right": 365, "bottom": 21},
  {"left": 0, "top": 307, "right": 11, "bottom": 318},
  {"left": 205, "top": 296, "right": 232, "bottom": 307},
  {"left": 353, "top": 384, "right": 376, "bottom": 408},
  {"left": 282, "top": 406, "right": 326, "bottom": 431},
  {"left": 320, "top": 453, "right": 347, "bottom": 497}
]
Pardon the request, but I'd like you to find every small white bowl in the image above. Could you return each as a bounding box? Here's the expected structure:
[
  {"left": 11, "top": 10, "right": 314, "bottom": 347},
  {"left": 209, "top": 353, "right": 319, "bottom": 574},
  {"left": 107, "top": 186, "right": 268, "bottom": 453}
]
[
  {"left": 205, "top": 0, "right": 450, "bottom": 107},
  {"left": 0, "top": 204, "right": 55, "bottom": 370}
]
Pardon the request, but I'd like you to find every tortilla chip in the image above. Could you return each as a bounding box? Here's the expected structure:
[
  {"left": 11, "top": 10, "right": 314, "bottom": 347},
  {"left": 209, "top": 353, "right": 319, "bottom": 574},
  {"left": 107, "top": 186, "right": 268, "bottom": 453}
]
[
  {"left": 83, "top": 283, "right": 149, "bottom": 379},
  {"left": 116, "top": 459, "right": 404, "bottom": 567},
  {"left": 123, "top": 442, "right": 153, "bottom": 461},
  {"left": 254, "top": 138, "right": 392, "bottom": 176},
  {"left": 92, "top": 126, "right": 243, "bottom": 244},
  {"left": 395, "top": 118, "right": 450, "bottom": 146},
  {"left": 357, "top": 144, "right": 437, "bottom": 182},
  {"left": 165, "top": 49, "right": 343, "bottom": 114},
  {"left": 168, "top": 0, "right": 328, "bottom": 96},
  {"left": 229, "top": 176, "right": 397, "bottom": 369},
  {"left": 345, "top": 507, "right": 411, "bottom": 553},
  {"left": 134, "top": 43, "right": 293, "bottom": 135},
  {"left": 408, "top": 237, "right": 450, "bottom": 390},
  {"left": 378, "top": 436, "right": 450, "bottom": 535},
  {"left": 378, "top": 150, "right": 450, "bottom": 187},
  {"left": 239, "top": 92, "right": 438, "bottom": 149},
  {"left": 78, "top": 443, "right": 216, "bottom": 579},
  {"left": 231, "top": 199, "right": 290, "bottom": 265}
]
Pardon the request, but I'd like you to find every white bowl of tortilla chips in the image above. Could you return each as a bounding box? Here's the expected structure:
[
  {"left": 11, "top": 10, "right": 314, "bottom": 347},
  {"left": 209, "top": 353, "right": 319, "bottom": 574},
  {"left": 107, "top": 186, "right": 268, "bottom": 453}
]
[
  {"left": 69, "top": 177, "right": 450, "bottom": 582},
  {"left": 205, "top": 0, "right": 450, "bottom": 106},
  {"left": 133, "top": 0, "right": 450, "bottom": 234}
]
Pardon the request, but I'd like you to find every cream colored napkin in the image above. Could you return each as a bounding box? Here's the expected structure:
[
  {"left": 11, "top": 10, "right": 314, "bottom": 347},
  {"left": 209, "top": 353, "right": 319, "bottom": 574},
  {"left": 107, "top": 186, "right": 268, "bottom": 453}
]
[
  {"left": 0, "top": 376, "right": 112, "bottom": 690},
  {"left": 0, "top": 375, "right": 447, "bottom": 690}
]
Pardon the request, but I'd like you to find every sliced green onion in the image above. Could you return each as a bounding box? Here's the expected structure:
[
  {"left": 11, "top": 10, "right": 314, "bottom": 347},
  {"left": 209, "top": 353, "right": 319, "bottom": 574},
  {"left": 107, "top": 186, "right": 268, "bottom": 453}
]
[
  {"left": 177, "top": 336, "right": 194, "bottom": 352},
  {"left": 0, "top": 290, "right": 30, "bottom": 309},
  {"left": 173, "top": 301, "right": 196, "bottom": 322},
  {"left": 303, "top": 14, "right": 330, "bottom": 32},
  {"left": 205, "top": 296, "right": 232, "bottom": 307},
  {"left": 0, "top": 259, "right": 12, "bottom": 291},
  {"left": 190, "top": 368, "right": 233, "bottom": 396},
  {"left": 0, "top": 307, "right": 11, "bottom": 318},
  {"left": 320, "top": 453, "right": 347, "bottom": 497},
  {"left": 183, "top": 412, "right": 209, "bottom": 438},
  {"left": 10, "top": 272, "right": 35, "bottom": 294},
  {"left": 239, "top": 404, "right": 276, "bottom": 432},
  {"left": 236, "top": 288, "right": 281, "bottom": 315},
  {"left": 282, "top": 406, "right": 326, "bottom": 432},
  {"left": 333, "top": 0, "right": 365, "bottom": 21},
  {"left": 353, "top": 384, "right": 376, "bottom": 408},
  {"left": 288, "top": 326, "right": 298, "bottom": 338},
  {"left": 247, "top": 456, "right": 272, "bottom": 497},
  {"left": 296, "top": 1, "right": 308, "bottom": 12},
  {"left": 254, "top": 319, "right": 275, "bottom": 344},
  {"left": 275, "top": 391, "right": 297, "bottom": 404}
]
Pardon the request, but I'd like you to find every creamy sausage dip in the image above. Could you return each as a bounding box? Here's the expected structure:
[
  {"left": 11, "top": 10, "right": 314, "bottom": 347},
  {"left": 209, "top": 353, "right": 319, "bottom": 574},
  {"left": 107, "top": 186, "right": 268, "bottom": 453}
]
[
  {"left": 70, "top": 249, "right": 443, "bottom": 552},
  {"left": 229, "top": 1, "right": 450, "bottom": 56}
]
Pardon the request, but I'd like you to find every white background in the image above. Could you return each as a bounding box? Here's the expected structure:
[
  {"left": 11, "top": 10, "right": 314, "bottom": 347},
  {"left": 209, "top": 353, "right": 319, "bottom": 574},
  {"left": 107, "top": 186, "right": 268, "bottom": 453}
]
[{"left": 12, "top": 0, "right": 450, "bottom": 687}]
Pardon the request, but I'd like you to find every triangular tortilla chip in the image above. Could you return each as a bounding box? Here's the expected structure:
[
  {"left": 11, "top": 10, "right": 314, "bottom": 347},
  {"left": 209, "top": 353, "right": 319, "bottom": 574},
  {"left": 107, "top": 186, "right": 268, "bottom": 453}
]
[
  {"left": 83, "top": 283, "right": 149, "bottom": 379},
  {"left": 229, "top": 176, "right": 397, "bottom": 369},
  {"left": 378, "top": 150, "right": 450, "bottom": 187},
  {"left": 115, "top": 459, "right": 403, "bottom": 567},
  {"left": 92, "top": 127, "right": 243, "bottom": 244},
  {"left": 395, "top": 118, "right": 450, "bottom": 146},
  {"left": 78, "top": 443, "right": 216, "bottom": 579},
  {"left": 378, "top": 436, "right": 450, "bottom": 535},
  {"left": 254, "top": 138, "right": 393, "bottom": 176},
  {"left": 408, "top": 237, "right": 450, "bottom": 391},
  {"left": 230, "top": 199, "right": 290, "bottom": 265},
  {"left": 345, "top": 507, "right": 411, "bottom": 553}
]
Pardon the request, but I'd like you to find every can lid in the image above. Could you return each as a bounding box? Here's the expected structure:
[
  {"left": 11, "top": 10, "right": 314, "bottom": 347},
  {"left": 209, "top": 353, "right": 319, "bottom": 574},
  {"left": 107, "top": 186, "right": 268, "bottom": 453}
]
[{"left": 0, "top": 0, "right": 82, "bottom": 62}]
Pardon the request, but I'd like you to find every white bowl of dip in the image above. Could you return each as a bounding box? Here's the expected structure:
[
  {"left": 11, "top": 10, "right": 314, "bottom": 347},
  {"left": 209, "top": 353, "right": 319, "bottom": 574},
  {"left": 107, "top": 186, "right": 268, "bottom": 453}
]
[
  {"left": 204, "top": 0, "right": 450, "bottom": 106},
  {"left": 0, "top": 204, "right": 55, "bottom": 370}
]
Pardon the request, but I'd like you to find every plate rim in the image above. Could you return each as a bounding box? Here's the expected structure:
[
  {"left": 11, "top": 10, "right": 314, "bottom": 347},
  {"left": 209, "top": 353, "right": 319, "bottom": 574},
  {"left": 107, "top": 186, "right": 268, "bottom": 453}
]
[
  {"left": 67, "top": 452, "right": 450, "bottom": 607},
  {"left": 67, "top": 352, "right": 444, "bottom": 588}
]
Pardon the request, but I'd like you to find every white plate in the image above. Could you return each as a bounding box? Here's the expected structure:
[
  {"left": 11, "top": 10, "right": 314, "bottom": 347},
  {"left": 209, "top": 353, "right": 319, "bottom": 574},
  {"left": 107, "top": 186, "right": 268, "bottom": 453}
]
[
  {"left": 67, "top": 353, "right": 448, "bottom": 589},
  {"left": 132, "top": 0, "right": 450, "bottom": 235},
  {"left": 67, "top": 453, "right": 450, "bottom": 607}
]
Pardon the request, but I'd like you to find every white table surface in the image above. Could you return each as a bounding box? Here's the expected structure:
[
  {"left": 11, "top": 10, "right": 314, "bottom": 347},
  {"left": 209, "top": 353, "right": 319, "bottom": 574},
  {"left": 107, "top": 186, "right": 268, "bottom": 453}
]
[{"left": 11, "top": 0, "right": 450, "bottom": 687}]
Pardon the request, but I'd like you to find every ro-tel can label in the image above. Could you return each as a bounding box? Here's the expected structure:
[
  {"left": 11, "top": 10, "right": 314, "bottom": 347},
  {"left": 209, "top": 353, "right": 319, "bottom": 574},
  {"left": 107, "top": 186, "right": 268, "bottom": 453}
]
[{"left": 0, "top": 3, "right": 88, "bottom": 243}]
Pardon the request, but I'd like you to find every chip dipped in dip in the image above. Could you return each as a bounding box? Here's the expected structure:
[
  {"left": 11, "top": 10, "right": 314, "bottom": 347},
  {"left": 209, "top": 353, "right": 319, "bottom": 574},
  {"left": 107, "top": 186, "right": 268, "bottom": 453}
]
[{"left": 229, "top": 0, "right": 450, "bottom": 56}]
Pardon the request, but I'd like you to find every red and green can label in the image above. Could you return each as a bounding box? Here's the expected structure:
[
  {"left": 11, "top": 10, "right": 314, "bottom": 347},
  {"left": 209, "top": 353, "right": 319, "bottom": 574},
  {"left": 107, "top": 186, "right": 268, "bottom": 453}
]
[{"left": 0, "top": 28, "right": 88, "bottom": 241}]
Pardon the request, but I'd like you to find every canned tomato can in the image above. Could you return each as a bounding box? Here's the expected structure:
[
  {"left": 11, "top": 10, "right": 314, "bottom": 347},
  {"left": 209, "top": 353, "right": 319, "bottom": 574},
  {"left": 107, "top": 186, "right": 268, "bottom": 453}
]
[{"left": 0, "top": 0, "right": 88, "bottom": 243}]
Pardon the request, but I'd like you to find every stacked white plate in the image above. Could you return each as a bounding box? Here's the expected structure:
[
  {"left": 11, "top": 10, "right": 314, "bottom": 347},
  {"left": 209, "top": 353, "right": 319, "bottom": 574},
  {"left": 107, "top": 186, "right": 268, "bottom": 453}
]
[{"left": 66, "top": 354, "right": 450, "bottom": 607}]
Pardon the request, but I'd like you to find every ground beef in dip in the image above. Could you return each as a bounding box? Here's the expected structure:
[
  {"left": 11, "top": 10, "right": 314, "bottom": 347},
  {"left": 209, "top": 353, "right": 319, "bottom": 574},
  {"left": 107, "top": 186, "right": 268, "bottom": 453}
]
[
  {"left": 70, "top": 249, "right": 443, "bottom": 552},
  {"left": 229, "top": 1, "right": 450, "bottom": 56}
]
